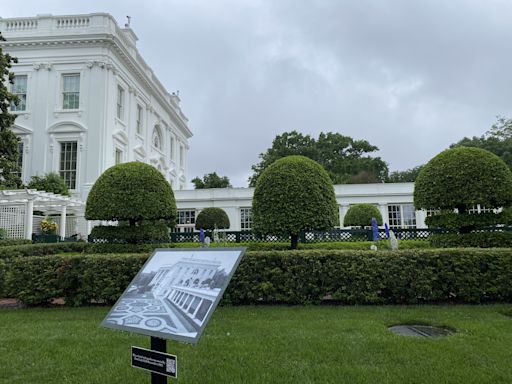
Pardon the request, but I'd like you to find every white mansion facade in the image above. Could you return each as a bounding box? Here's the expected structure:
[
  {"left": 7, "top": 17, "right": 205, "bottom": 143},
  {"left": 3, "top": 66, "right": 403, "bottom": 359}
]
[
  {"left": 0, "top": 13, "right": 430, "bottom": 238},
  {"left": 1, "top": 13, "right": 192, "bottom": 201}
]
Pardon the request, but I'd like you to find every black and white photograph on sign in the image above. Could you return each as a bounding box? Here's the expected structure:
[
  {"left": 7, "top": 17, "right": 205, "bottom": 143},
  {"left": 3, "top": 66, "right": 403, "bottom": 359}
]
[{"left": 101, "top": 248, "right": 245, "bottom": 344}]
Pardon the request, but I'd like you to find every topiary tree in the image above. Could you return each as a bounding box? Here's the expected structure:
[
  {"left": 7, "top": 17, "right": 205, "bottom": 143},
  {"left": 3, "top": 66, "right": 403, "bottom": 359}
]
[
  {"left": 86, "top": 162, "right": 177, "bottom": 243},
  {"left": 343, "top": 204, "right": 382, "bottom": 228},
  {"left": 414, "top": 147, "right": 512, "bottom": 232},
  {"left": 28, "top": 172, "right": 69, "bottom": 196},
  {"left": 252, "top": 155, "right": 338, "bottom": 249},
  {"left": 195, "top": 207, "right": 230, "bottom": 230}
]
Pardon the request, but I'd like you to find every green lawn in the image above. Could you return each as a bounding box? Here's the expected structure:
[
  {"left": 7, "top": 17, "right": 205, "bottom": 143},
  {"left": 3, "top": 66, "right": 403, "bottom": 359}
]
[{"left": 1, "top": 305, "right": 511, "bottom": 383}]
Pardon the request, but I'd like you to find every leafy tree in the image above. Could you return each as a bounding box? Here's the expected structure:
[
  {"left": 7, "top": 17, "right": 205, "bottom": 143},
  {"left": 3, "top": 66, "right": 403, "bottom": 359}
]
[
  {"left": 249, "top": 131, "right": 388, "bottom": 186},
  {"left": 195, "top": 207, "right": 230, "bottom": 230},
  {"left": 252, "top": 155, "right": 338, "bottom": 249},
  {"left": 386, "top": 165, "right": 424, "bottom": 183},
  {"left": 27, "top": 172, "right": 70, "bottom": 196},
  {"left": 451, "top": 116, "right": 512, "bottom": 170},
  {"left": 414, "top": 147, "right": 512, "bottom": 233},
  {"left": 192, "top": 172, "right": 232, "bottom": 189},
  {"left": 0, "top": 32, "right": 21, "bottom": 189},
  {"left": 86, "top": 162, "right": 176, "bottom": 243},
  {"left": 343, "top": 204, "right": 383, "bottom": 228}
]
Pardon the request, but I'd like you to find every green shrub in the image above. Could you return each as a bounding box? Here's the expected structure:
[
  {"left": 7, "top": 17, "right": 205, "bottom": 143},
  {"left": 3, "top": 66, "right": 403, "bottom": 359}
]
[
  {"left": 430, "top": 231, "right": 512, "bottom": 248},
  {"left": 0, "top": 242, "right": 87, "bottom": 260},
  {"left": 90, "top": 221, "right": 169, "bottom": 244},
  {"left": 0, "top": 228, "right": 6, "bottom": 240},
  {"left": 0, "top": 239, "right": 32, "bottom": 247},
  {"left": 343, "top": 204, "right": 383, "bottom": 228},
  {"left": 85, "top": 242, "right": 174, "bottom": 254},
  {"left": 27, "top": 172, "right": 69, "bottom": 196},
  {"left": 7, "top": 249, "right": 512, "bottom": 306},
  {"left": 0, "top": 259, "right": 5, "bottom": 297},
  {"left": 426, "top": 211, "right": 512, "bottom": 229},
  {"left": 195, "top": 208, "right": 230, "bottom": 230},
  {"left": 252, "top": 156, "right": 338, "bottom": 249},
  {"left": 415, "top": 147, "right": 512, "bottom": 232}
]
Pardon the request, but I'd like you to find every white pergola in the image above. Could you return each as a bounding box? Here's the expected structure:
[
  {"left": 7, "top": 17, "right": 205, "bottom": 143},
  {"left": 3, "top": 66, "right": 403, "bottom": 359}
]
[{"left": 0, "top": 189, "right": 87, "bottom": 239}]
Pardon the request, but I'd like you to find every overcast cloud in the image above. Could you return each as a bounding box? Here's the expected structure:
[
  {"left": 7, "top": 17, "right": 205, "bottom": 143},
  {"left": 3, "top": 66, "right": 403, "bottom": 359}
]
[{"left": 2, "top": 0, "right": 512, "bottom": 187}]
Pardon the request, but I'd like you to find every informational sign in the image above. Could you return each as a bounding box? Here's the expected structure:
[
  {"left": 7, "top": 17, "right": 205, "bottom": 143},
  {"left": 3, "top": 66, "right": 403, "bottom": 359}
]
[
  {"left": 131, "top": 346, "right": 177, "bottom": 378},
  {"left": 101, "top": 247, "right": 246, "bottom": 344}
]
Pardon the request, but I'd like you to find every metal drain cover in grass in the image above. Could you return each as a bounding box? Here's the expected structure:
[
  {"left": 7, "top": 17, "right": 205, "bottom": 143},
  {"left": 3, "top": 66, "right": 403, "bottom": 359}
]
[{"left": 388, "top": 325, "right": 453, "bottom": 337}]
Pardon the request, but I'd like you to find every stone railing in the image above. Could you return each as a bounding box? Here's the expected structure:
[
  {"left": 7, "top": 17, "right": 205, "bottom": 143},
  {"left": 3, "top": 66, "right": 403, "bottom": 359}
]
[
  {"left": 55, "top": 16, "right": 90, "bottom": 29},
  {"left": 4, "top": 19, "right": 38, "bottom": 31}
]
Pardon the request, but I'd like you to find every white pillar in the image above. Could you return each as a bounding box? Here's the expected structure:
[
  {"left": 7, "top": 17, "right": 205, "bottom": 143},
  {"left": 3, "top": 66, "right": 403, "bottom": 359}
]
[
  {"left": 339, "top": 204, "right": 349, "bottom": 228},
  {"left": 60, "top": 205, "right": 67, "bottom": 239},
  {"left": 25, "top": 199, "right": 34, "bottom": 240},
  {"left": 416, "top": 210, "right": 427, "bottom": 229},
  {"left": 378, "top": 203, "right": 388, "bottom": 227}
]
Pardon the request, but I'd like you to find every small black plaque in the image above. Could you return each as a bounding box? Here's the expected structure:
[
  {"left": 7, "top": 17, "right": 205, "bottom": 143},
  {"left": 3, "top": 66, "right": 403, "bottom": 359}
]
[{"left": 132, "top": 346, "right": 177, "bottom": 378}]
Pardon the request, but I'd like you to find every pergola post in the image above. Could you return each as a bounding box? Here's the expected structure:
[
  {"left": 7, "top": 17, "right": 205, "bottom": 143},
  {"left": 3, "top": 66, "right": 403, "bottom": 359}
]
[
  {"left": 60, "top": 205, "right": 67, "bottom": 240},
  {"left": 25, "top": 199, "right": 34, "bottom": 240}
]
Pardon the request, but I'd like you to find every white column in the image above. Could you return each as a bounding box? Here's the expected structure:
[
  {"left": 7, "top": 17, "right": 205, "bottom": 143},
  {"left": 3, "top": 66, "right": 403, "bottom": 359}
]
[
  {"left": 25, "top": 199, "right": 34, "bottom": 240},
  {"left": 59, "top": 205, "right": 67, "bottom": 239},
  {"left": 339, "top": 204, "right": 349, "bottom": 228},
  {"left": 416, "top": 210, "right": 427, "bottom": 229},
  {"left": 378, "top": 203, "right": 388, "bottom": 227}
]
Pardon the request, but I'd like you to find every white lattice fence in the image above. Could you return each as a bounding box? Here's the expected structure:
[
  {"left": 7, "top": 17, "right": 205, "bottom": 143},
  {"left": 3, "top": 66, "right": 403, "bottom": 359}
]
[{"left": 0, "top": 204, "right": 26, "bottom": 239}]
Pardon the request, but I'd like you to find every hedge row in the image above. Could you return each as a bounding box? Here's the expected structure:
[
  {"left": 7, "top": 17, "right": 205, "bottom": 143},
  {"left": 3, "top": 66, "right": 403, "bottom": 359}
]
[
  {"left": 0, "top": 239, "right": 32, "bottom": 247},
  {"left": 0, "top": 242, "right": 88, "bottom": 260},
  {"left": 5, "top": 249, "right": 512, "bottom": 306},
  {"left": 431, "top": 232, "right": 512, "bottom": 248},
  {"left": 0, "top": 260, "right": 5, "bottom": 297}
]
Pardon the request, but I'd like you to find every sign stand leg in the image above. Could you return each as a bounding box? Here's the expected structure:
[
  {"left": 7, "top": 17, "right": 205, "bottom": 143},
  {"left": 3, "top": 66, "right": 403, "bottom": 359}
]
[{"left": 150, "top": 337, "right": 167, "bottom": 384}]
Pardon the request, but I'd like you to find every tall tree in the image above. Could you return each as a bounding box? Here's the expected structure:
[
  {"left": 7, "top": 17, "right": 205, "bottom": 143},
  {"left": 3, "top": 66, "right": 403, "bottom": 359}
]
[
  {"left": 192, "top": 172, "right": 232, "bottom": 189},
  {"left": 0, "top": 32, "right": 22, "bottom": 189},
  {"left": 249, "top": 131, "right": 388, "bottom": 186},
  {"left": 386, "top": 165, "right": 424, "bottom": 183},
  {"left": 451, "top": 116, "right": 512, "bottom": 170}
]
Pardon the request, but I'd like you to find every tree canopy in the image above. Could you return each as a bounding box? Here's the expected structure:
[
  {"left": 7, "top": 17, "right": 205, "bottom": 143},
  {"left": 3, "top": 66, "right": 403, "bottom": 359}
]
[
  {"left": 249, "top": 131, "right": 388, "bottom": 186},
  {"left": 252, "top": 155, "right": 338, "bottom": 249},
  {"left": 195, "top": 207, "right": 230, "bottom": 230},
  {"left": 27, "top": 172, "right": 70, "bottom": 196},
  {"left": 192, "top": 172, "right": 232, "bottom": 189},
  {"left": 386, "top": 165, "right": 424, "bottom": 183},
  {"left": 343, "top": 204, "right": 383, "bottom": 228},
  {"left": 0, "top": 32, "right": 22, "bottom": 189}
]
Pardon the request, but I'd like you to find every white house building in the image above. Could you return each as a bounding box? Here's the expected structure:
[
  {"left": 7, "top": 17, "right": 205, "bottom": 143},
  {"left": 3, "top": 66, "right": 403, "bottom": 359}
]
[{"left": 0, "top": 13, "right": 192, "bottom": 201}]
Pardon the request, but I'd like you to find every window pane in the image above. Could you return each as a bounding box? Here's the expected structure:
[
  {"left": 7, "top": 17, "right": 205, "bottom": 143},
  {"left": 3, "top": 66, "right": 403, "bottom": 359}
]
[
  {"left": 62, "top": 74, "right": 80, "bottom": 109},
  {"left": 11, "top": 75, "right": 27, "bottom": 111},
  {"left": 59, "top": 141, "right": 78, "bottom": 189}
]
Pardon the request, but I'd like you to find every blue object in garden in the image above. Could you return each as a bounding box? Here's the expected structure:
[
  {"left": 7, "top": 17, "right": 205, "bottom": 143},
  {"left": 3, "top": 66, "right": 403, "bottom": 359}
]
[
  {"left": 371, "top": 217, "right": 379, "bottom": 241},
  {"left": 199, "top": 228, "right": 205, "bottom": 243},
  {"left": 385, "top": 223, "right": 390, "bottom": 239}
]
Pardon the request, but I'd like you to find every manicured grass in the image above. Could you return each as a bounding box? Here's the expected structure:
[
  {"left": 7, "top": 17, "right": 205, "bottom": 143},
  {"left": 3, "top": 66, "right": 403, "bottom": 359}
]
[{"left": 1, "top": 305, "right": 511, "bottom": 383}]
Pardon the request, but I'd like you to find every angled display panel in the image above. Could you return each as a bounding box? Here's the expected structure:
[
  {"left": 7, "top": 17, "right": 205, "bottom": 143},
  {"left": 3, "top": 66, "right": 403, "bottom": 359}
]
[{"left": 101, "top": 247, "right": 246, "bottom": 344}]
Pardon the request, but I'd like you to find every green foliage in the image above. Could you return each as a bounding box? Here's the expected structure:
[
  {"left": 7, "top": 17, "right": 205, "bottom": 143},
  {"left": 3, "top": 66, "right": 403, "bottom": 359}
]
[
  {"left": 0, "top": 32, "right": 19, "bottom": 131},
  {"left": 85, "top": 242, "right": 174, "bottom": 254},
  {"left": 387, "top": 165, "right": 424, "bottom": 183},
  {"left": 90, "top": 221, "right": 169, "bottom": 244},
  {"left": 195, "top": 207, "right": 230, "bottom": 230},
  {"left": 0, "top": 259, "right": 5, "bottom": 297},
  {"left": 249, "top": 131, "right": 389, "bottom": 186},
  {"left": 0, "top": 242, "right": 87, "bottom": 260},
  {"left": 85, "top": 162, "right": 177, "bottom": 232},
  {"left": 430, "top": 231, "right": 512, "bottom": 248},
  {"left": 414, "top": 147, "right": 512, "bottom": 231},
  {"left": 0, "top": 238, "right": 31, "bottom": 247},
  {"left": 27, "top": 172, "right": 70, "bottom": 196},
  {"left": 425, "top": 211, "right": 512, "bottom": 229},
  {"left": 192, "top": 172, "right": 232, "bottom": 189},
  {"left": 0, "top": 228, "right": 6, "bottom": 240},
  {"left": 343, "top": 204, "right": 383, "bottom": 228},
  {"left": 0, "top": 129, "right": 22, "bottom": 188},
  {"left": 7, "top": 249, "right": 512, "bottom": 306},
  {"left": 252, "top": 156, "right": 338, "bottom": 249}
]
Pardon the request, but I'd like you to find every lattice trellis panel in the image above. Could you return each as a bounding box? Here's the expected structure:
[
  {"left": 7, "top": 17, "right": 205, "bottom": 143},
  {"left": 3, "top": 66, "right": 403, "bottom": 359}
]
[{"left": 0, "top": 204, "right": 26, "bottom": 239}]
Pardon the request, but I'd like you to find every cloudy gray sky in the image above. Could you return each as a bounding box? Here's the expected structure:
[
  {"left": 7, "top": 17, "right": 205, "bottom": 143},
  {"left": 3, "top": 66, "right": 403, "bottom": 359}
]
[{"left": 2, "top": 0, "right": 512, "bottom": 187}]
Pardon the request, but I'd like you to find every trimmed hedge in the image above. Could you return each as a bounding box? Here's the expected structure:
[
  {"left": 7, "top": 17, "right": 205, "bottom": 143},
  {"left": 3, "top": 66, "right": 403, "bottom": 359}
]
[
  {"left": 0, "top": 239, "right": 32, "bottom": 247},
  {"left": 0, "top": 242, "right": 87, "bottom": 260},
  {"left": 6, "top": 249, "right": 512, "bottom": 306},
  {"left": 430, "top": 232, "right": 512, "bottom": 248},
  {"left": 85, "top": 243, "right": 174, "bottom": 254},
  {"left": 90, "top": 221, "right": 169, "bottom": 244},
  {"left": 343, "top": 204, "right": 383, "bottom": 228},
  {"left": 195, "top": 207, "right": 230, "bottom": 230},
  {"left": 0, "top": 259, "right": 5, "bottom": 297}
]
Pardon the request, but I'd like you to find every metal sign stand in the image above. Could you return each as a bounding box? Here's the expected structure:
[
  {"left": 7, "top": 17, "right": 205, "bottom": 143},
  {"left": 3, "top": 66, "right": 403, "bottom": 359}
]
[{"left": 151, "top": 337, "right": 167, "bottom": 384}]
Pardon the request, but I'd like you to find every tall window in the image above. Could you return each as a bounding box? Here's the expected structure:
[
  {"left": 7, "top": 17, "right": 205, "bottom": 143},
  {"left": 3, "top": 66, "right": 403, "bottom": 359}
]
[
  {"left": 62, "top": 74, "right": 80, "bottom": 109},
  {"left": 116, "top": 86, "right": 125, "bottom": 120},
  {"left": 152, "top": 127, "right": 162, "bottom": 150},
  {"left": 60, "top": 142, "right": 77, "bottom": 189},
  {"left": 388, "top": 204, "right": 416, "bottom": 229},
  {"left": 13, "top": 142, "right": 23, "bottom": 178},
  {"left": 136, "top": 104, "right": 143, "bottom": 134},
  {"left": 115, "top": 148, "right": 123, "bottom": 165},
  {"left": 11, "top": 75, "right": 27, "bottom": 111},
  {"left": 240, "top": 208, "right": 252, "bottom": 230},
  {"left": 178, "top": 210, "right": 196, "bottom": 225}
]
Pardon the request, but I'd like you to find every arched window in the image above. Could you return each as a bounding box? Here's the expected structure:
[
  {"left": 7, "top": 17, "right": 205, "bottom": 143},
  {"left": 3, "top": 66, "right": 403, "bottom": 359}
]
[{"left": 152, "top": 126, "right": 163, "bottom": 150}]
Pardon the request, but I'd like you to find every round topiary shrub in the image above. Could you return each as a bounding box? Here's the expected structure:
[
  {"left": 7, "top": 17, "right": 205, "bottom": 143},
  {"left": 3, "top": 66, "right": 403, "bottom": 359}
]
[
  {"left": 343, "top": 204, "right": 382, "bottom": 228},
  {"left": 414, "top": 147, "right": 512, "bottom": 233},
  {"left": 252, "top": 155, "right": 338, "bottom": 249},
  {"left": 195, "top": 207, "right": 230, "bottom": 230},
  {"left": 86, "top": 162, "right": 176, "bottom": 243}
]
